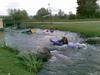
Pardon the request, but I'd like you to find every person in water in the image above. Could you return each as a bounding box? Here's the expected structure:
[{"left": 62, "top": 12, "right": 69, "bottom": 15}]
[
  {"left": 59, "top": 36, "right": 68, "bottom": 44},
  {"left": 50, "top": 36, "right": 87, "bottom": 49},
  {"left": 50, "top": 36, "right": 68, "bottom": 46},
  {"left": 43, "top": 28, "right": 54, "bottom": 33}
]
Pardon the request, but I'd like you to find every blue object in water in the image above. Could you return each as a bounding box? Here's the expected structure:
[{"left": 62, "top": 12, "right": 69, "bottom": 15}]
[
  {"left": 50, "top": 39, "right": 63, "bottom": 46},
  {"left": 50, "top": 29, "right": 54, "bottom": 33}
]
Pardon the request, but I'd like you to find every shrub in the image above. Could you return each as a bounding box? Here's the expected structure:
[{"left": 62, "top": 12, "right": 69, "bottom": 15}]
[{"left": 19, "top": 53, "right": 43, "bottom": 73}]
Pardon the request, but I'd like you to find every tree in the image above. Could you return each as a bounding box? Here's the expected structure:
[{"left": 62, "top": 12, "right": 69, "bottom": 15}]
[
  {"left": 77, "top": 0, "right": 98, "bottom": 18},
  {"left": 35, "top": 8, "right": 50, "bottom": 21},
  {"left": 69, "top": 11, "right": 76, "bottom": 19},
  {"left": 57, "top": 9, "right": 65, "bottom": 18},
  {"left": 95, "top": 2, "right": 100, "bottom": 18},
  {"left": 8, "top": 9, "right": 28, "bottom": 27}
]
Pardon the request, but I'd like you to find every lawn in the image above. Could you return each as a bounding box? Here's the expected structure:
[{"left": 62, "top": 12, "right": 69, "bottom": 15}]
[
  {"left": 0, "top": 47, "right": 34, "bottom": 75},
  {"left": 41, "top": 21, "right": 100, "bottom": 37}
]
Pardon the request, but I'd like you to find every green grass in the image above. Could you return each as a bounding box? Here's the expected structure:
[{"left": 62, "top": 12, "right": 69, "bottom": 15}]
[
  {"left": 19, "top": 53, "right": 43, "bottom": 73},
  {"left": 41, "top": 21, "right": 100, "bottom": 37},
  {"left": 0, "top": 47, "right": 34, "bottom": 75}
]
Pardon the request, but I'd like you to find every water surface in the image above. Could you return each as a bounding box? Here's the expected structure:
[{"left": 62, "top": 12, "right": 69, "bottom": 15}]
[{"left": 3, "top": 29, "right": 100, "bottom": 75}]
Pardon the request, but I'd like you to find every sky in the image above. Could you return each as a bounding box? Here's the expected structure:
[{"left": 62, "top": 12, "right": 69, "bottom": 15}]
[{"left": 0, "top": 0, "right": 78, "bottom": 16}]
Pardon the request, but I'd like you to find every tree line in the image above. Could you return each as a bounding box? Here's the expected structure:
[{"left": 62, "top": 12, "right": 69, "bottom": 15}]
[{"left": 3, "top": 0, "right": 100, "bottom": 27}]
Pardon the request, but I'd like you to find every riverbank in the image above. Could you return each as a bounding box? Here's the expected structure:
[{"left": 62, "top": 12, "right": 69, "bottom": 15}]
[
  {"left": 25, "top": 21, "right": 100, "bottom": 37},
  {"left": 41, "top": 22, "right": 100, "bottom": 37},
  {"left": 0, "top": 46, "right": 44, "bottom": 75}
]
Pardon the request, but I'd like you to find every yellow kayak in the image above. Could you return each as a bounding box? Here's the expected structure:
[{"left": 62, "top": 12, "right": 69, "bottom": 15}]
[{"left": 31, "top": 29, "right": 37, "bottom": 33}]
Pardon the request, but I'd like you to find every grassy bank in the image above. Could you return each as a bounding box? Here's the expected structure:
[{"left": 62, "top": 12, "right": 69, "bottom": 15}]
[
  {"left": 39, "top": 21, "right": 100, "bottom": 37},
  {"left": 0, "top": 46, "right": 43, "bottom": 75},
  {"left": 0, "top": 47, "right": 33, "bottom": 75}
]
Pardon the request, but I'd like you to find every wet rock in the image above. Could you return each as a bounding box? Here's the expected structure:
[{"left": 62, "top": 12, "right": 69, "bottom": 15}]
[
  {"left": 37, "top": 47, "right": 51, "bottom": 61},
  {"left": 18, "top": 46, "right": 51, "bottom": 61},
  {"left": 85, "top": 37, "right": 100, "bottom": 44}
]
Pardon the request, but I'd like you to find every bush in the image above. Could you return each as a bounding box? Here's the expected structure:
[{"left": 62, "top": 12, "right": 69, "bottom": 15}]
[
  {"left": 0, "top": 28, "right": 4, "bottom": 31},
  {"left": 19, "top": 53, "right": 43, "bottom": 73}
]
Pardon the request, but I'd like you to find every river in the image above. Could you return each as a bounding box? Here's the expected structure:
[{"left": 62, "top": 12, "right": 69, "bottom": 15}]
[{"left": 2, "top": 29, "right": 100, "bottom": 75}]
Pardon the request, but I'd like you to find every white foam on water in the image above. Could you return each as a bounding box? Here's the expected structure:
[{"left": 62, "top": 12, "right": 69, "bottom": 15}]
[{"left": 4, "top": 29, "right": 84, "bottom": 52}]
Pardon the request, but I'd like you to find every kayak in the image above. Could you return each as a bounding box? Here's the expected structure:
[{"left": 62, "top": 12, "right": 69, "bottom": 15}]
[{"left": 31, "top": 29, "right": 37, "bottom": 33}]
